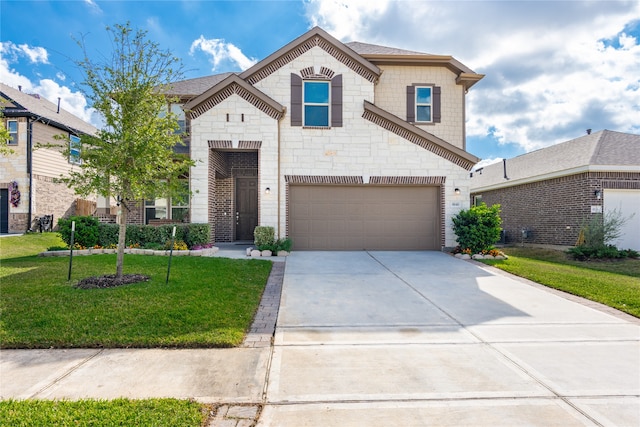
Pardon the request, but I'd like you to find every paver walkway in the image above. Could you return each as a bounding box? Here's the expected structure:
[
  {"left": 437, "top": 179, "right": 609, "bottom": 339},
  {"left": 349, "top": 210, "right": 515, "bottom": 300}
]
[{"left": 259, "top": 251, "right": 640, "bottom": 426}]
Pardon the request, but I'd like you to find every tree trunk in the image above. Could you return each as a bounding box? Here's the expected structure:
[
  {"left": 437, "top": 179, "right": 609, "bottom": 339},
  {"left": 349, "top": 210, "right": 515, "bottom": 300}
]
[{"left": 116, "top": 201, "right": 128, "bottom": 278}]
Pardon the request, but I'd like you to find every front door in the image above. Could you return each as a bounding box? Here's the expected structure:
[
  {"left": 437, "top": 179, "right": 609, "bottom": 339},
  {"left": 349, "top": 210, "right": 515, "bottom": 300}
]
[
  {"left": 235, "top": 177, "right": 258, "bottom": 241},
  {"left": 0, "top": 189, "right": 8, "bottom": 234}
]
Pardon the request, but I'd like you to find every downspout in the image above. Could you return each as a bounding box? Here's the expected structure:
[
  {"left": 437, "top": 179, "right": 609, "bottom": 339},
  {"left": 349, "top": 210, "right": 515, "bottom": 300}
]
[{"left": 27, "top": 117, "right": 33, "bottom": 232}]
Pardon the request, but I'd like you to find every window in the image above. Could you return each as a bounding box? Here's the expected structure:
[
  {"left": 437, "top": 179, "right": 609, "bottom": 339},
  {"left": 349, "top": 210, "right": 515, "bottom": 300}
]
[
  {"left": 170, "top": 103, "right": 187, "bottom": 134},
  {"left": 7, "top": 120, "right": 17, "bottom": 145},
  {"left": 69, "top": 135, "right": 81, "bottom": 164},
  {"left": 406, "top": 84, "right": 441, "bottom": 124},
  {"left": 291, "top": 73, "right": 342, "bottom": 127},
  {"left": 145, "top": 180, "right": 189, "bottom": 224},
  {"left": 303, "top": 81, "right": 330, "bottom": 127},
  {"left": 415, "top": 86, "right": 432, "bottom": 122}
]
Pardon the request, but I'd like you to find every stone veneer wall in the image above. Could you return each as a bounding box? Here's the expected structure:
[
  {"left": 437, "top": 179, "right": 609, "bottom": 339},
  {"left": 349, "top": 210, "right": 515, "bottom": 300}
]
[{"left": 474, "top": 171, "right": 640, "bottom": 246}]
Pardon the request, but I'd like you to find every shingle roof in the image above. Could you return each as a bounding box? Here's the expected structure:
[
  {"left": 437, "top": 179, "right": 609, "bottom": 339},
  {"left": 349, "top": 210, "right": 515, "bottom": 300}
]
[
  {"left": 345, "top": 41, "right": 431, "bottom": 56},
  {"left": 470, "top": 130, "right": 640, "bottom": 191},
  {"left": 163, "top": 73, "right": 236, "bottom": 97},
  {"left": 0, "top": 83, "right": 96, "bottom": 135}
]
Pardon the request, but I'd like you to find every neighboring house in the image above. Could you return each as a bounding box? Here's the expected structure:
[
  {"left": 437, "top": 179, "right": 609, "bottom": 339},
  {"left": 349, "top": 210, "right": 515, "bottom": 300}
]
[
  {"left": 0, "top": 83, "right": 97, "bottom": 233},
  {"left": 122, "top": 27, "right": 483, "bottom": 250},
  {"left": 470, "top": 130, "right": 640, "bottom": 251}
]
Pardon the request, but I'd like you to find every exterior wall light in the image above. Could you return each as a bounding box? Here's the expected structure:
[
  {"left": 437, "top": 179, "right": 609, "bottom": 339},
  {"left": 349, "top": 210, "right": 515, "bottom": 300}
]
[
  {"left": 454, "top": 188, "right": 461, "bottom": 195},
  {"left": 265, "top": 187, "right": 271, "bottom": 195},
  {"left": 594, "top": 189, "right": 602, "bottom": 199}
]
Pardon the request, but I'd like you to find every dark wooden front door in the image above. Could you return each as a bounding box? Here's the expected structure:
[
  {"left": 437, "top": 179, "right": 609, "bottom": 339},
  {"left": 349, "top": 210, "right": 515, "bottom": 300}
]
[
  {"left": 235, "top": 177, "right": 258, "bottom": 241},
  {"left": 0, "top": 189, "right": 8, "bottom": 234}
]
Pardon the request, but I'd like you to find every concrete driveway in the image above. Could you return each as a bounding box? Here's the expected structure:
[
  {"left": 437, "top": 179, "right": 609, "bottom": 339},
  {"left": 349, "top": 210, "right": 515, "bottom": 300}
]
[{"left": 259, "top": 251, "right": 640, "bottom": 426}]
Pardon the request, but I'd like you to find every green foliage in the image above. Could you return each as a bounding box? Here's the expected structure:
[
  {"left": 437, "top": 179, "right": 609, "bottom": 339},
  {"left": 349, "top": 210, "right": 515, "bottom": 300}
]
[
  {"left": 46, "top": 246, "right": 69, "bottom": 251},
  {"left": 567, "top": 245, "right": 638, "bottom": 261},
  {"left": 451, "top": 203, "right": 502, "bottom": 254},
  {"left": 570, "top": 209, "right": 635, "bottom": 260},
  {"left": 254, "top": 226, "right": 275, "bottom": 250},
  {"left": 276, "top": 237, "right": 293, "bottom": 252},
  {"left": 0, "top": 100, "right": 15, "bottom": 156},
  {"left": 96, "top": 223, "right": 209, "bottom": 249},
  {"left": 58, "top": 216, "right": 100, "bottom": 248}
]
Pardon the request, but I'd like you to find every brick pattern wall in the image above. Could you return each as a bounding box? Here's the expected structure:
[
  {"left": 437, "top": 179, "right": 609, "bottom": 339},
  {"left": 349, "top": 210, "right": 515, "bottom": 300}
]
[
  {"left": 210, "top": 150, "right": 259, "bottom": 242},
  {"left": 473, "top": 172, "right": 640, "bottom": 246},
  {"left": 31, "top": 174, "right": 80, "bottom": 231}
]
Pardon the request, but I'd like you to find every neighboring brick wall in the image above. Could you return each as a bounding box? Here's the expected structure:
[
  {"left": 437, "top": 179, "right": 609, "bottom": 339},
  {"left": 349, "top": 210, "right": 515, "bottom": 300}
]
[
  {"left": 32, "top": 174, "right": 81, "bottom": 230},
  {"left": 473, "top": 171, "right": 640, "bottom": 246}
]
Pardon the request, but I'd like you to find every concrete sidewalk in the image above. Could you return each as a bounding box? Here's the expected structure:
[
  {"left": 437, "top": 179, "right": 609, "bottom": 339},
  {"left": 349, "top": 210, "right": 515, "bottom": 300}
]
[{"left": 259, "top": 251, "right": 640, "bottom": 426}]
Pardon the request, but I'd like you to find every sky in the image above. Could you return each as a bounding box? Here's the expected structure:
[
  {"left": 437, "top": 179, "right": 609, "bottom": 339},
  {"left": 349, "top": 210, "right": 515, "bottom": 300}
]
[{"left": 1, "top": 0, "right": 639, "bottom": 168}]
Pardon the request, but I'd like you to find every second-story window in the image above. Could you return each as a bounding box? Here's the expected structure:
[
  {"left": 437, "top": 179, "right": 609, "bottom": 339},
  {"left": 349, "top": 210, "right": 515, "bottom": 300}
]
[
  {"left": 303, "top": 81, "right": 330, "bottom": 127},
  {"left": 7, "top": 120, "right": 17, "bottom": 145},
  {"left": 170, "top": 103, "right": 187, "bottom": 134},
  {"left": 69, "top": 134, "right": 81, "bottom": 165},
  {"left": 415, "top": 86, "right": 433, "bottom": 123}
]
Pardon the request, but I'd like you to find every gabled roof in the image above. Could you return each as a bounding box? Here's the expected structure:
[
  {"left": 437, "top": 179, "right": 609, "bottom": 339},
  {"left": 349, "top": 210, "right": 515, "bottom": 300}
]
[
  {"left": 346, "top": 41, "right": 484, "bottom": 91},
  {"left": 363, "top": 101, "right": 479, "bottom": 170},
  {"left": 0, "top": 83, "right": 96, "bottom": 135},
  {"left": 471, "top": 130, "right": 640, "bottom": 191},
  {"left": 239, "top": 26, "right": 382, "bottom": 84},
  {"left": 183, "top": 74, "right": 285, "bottom": 120}
]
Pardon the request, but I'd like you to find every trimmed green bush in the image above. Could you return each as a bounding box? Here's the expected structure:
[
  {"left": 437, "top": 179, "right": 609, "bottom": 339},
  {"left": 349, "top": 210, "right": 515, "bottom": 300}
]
[
  {"left": 58, "top": 216, "right": 100, "bottom": 248},
  {"left": 254, "top": 226, "right": 275, "bottom": 250},
  {"left": 452, "top": 203, "right": 502, "bottom": 254},
  {"left": 275, "top": 237, "right": 293, "bottom": 252},
  {"left": 90, "top": 222, "right": 210, "bottom": 249}
]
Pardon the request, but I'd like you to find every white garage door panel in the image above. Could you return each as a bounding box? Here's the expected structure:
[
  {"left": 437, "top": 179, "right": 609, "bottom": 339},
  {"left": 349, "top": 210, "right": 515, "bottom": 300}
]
[
  {"left": 604, "top": 189, "right": 640, "bottom": 251},
  {"left": 289, "top": 185, "right": 440, "bottom": 250}
]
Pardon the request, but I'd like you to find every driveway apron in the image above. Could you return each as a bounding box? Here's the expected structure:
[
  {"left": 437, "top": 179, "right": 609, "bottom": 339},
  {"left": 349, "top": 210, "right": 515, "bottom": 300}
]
[{"left": 259, "top": 251, "right": 640, "bottom": 426}]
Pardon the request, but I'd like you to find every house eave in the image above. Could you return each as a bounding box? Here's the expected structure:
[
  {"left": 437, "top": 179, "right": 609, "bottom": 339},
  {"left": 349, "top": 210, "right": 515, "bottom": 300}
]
[
  {"left": 362, "top": 101, "right": 479, "bottom": 170},
  {"left": 239, "top": 26, "right": 381, "bottom": 84},
  {"left": 183, "top": 74, "right": 285, "bottom": 120},
  {"left": 470, "top": 164, "right": 640, "bottom": 193}
]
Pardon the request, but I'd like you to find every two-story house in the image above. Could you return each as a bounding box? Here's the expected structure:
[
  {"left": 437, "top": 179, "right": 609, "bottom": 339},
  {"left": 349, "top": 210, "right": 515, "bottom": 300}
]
[
  {"left": 135, "top": 27, "right": 484, "bottom": 250},
  {"left": 0, "top": 83, "right": 97, "bottom": 233}
]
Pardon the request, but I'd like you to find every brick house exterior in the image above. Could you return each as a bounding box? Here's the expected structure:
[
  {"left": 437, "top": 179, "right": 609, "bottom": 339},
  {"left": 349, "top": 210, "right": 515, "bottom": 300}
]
[
  {"left": 161, "top": 27, "right": 484, "bottom": 250},
  {"left": 0, "top": 83, "right": 97, "bottom": 233},
  {"left": 470, "top": 130, "right": 640, "bottom": 250}
]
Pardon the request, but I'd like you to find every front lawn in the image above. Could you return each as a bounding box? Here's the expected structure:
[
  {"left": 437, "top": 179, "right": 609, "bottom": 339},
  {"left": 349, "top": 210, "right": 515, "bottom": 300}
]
[
  {"left": 0, "top": 398, "right": 206, "bottom": 427},
  {"left": 481, "top": 247, "right": 640, "bottom": 318},
  {"left": 0, "top": 235, "right": 272, "bottom": 348}
]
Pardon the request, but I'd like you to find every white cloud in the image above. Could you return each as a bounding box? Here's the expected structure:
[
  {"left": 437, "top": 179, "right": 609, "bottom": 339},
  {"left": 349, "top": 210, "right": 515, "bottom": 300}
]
[
  {"left": 0, "top": 43, "right": 98, "bottom": 127},
  {"left": 84, "top": 0, "right": 102, "bottom": 14},
  {"left": 1, "top": 41, "right": 49, "bottom": 64},
  {"left": 305, "top": 0, "right": 640, "bottom": 152},
  {"left": 189, "top": 35, "right": 258, "bottom": 71},
  {"left": 473, "top": 157, "right": 502, "bottom": 171}
]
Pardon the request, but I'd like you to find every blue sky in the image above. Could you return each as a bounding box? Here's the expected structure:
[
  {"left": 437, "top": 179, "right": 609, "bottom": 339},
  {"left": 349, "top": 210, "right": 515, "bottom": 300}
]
[{"left": 2, "top": 0, "right": 639, "bottom": 168}]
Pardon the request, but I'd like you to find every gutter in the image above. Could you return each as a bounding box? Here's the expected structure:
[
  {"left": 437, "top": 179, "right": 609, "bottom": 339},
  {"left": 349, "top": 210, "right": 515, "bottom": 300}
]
[{"left": 27, "top": 117, "right": 33, "bottom": 232}]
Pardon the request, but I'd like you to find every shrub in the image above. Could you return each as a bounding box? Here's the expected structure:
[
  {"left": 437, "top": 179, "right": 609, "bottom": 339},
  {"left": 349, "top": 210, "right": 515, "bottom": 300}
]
[
  {"left": 165, "top": 240, "right": 188, "bottom": 250},
  {"left": 275, "top": 237, "right": 293, "bottom": 252},
  {"left": 58, "top": 216, "right": 100, "bottom": 248},
  {"left": 568, "top": 209, "right": 635, "bottom": 260},
  {"left": 451, "top": 203, "right": 502, "bottom": 254},
  {"left": 254, "top": 226, "right": 275, "bottom": 250},
  {"left": 99, "top": 224, "right": 119, "bottom": 247},
  {"left": 47, "top": 245, "right": 68, "bottom": 251}
]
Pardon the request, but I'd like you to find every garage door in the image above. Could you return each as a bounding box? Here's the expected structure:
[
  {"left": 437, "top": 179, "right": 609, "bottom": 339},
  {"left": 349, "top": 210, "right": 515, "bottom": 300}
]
[
  {"left": 289, "top": 185, "right": 440, "bottom": 250},
  {"left": 604, "top": 189, "right": 640, "bottom": 251}
]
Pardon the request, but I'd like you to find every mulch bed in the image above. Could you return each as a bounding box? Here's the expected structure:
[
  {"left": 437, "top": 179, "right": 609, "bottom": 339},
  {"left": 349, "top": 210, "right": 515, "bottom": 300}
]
[{"left": 75, "top": 274, "right": 150, "bottom": 289}]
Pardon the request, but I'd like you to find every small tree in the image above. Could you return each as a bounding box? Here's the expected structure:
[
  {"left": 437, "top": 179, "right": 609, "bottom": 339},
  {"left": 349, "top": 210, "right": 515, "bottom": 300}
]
[
  {"left": 59, "top": 23, "right": 195, "bottom": 278},
  {"left": 580, "top": 209, "right": 629, "bottom": 249},
  {"left": 452, "top": 203, "right": 502, "bottom": 254}
]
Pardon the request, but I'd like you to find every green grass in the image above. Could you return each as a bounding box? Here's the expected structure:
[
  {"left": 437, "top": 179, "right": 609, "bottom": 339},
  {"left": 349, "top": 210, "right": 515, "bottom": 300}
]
[
  {"left": 0, "top": 232, "right": 66, "bottom": 259},
  {"left": 0, "top": 398, "right": 207, "bottom": 426},
  {"left": 0, "top": 235, "right": 272, "bottom": 349},
  {"left": 482, "top": 247, "right": 640, "bottom": 318}
]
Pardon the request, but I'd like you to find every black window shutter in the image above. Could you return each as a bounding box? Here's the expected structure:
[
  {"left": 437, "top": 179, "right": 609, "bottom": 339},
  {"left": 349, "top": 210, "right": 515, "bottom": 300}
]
[
  {"left": 433, "top": 86, "right": 441, "bottom": 123},
  {"left": 406, "top": 85, "right": 415, "bottom": 122},
  {"left": 331, "top": 74, "right": 343, "bottom": 127},
  {"left": 291, "top": 74, "right": 302, "bottom": 126}
]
